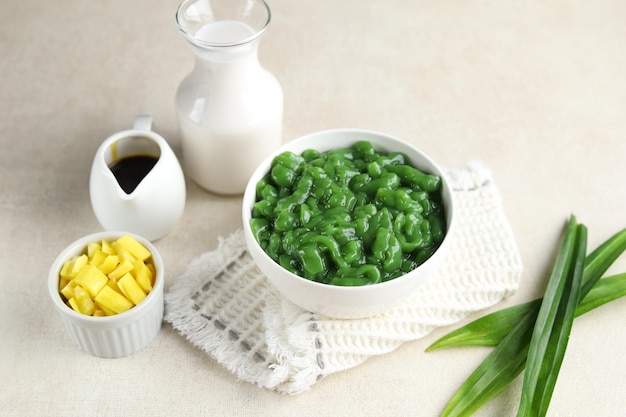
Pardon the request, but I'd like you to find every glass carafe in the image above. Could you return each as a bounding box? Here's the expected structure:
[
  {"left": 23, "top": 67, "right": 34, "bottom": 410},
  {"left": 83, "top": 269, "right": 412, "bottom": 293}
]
[{"left": 175, "top": 0, "right": 283, "bottom": 195}]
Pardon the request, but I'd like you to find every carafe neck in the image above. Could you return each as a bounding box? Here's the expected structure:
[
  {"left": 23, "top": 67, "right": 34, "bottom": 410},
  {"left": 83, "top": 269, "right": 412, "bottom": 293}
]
[{"left": 191, "top": 41, "right": 262, "bottom": 75}]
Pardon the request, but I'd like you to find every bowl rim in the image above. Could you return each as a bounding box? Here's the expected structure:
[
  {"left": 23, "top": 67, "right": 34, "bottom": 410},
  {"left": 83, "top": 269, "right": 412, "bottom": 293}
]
[
  {"left": 48, "top": 231, "right": 165, "bottom": 324},
  {"left": 242, "top": 127, "right": 456, "bottom": 293}
]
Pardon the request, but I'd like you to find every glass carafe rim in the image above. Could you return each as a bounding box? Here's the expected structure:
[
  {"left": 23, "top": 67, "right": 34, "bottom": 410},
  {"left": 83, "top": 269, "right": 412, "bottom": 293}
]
[{"left": 176, "top": 0, "right": 271, "bottom": 49}]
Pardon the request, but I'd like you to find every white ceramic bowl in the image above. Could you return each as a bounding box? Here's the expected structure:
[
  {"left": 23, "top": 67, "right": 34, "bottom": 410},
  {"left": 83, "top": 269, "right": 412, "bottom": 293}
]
[
  {"left": 242, "top": 129, "right": 456, "bottom": 319},
  {"left": 48, "top": 231, "right": 164, "bottom": 358}
]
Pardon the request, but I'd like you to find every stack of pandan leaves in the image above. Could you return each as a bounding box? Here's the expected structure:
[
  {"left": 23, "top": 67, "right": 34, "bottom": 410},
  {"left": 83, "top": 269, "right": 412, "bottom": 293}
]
[{"left": 428, "top": 215, "right": 626, "bottom": 417}]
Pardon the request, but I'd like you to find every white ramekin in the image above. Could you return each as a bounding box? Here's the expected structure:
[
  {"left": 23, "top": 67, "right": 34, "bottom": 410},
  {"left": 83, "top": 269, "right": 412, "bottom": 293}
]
[{"left": 48, "top": 231, "right": 164, "bottom": 358}]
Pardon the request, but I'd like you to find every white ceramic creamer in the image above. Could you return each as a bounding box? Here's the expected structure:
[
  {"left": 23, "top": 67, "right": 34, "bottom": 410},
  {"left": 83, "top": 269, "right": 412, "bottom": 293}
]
[
  {"left": 175, "top": 0, "right": 283, "bottom": 195},
  {"left": 89, "top": 116, "right": 186, "bottom": 241}
]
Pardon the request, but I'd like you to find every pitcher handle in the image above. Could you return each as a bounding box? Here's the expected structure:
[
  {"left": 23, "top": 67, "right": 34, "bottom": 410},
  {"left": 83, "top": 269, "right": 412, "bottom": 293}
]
[{"left": 133, "top": 115, "right": 153, "bottom": 132}]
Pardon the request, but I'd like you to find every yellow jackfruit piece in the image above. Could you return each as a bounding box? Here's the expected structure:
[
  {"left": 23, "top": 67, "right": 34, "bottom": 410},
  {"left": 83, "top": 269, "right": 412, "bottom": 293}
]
[
  {"left": 59, "top": 259, "right": 73, "bottom": 280},
  {"left": 94, "top": 286, "right": 133, "bottom": 314},
  {"left": 87, "top": 242, "right": 101, "bottom": 258},
  {"left": 111, "top": 241, "right": 136, "bottom": 263},
  {"left": 101, "top": 240, "right": 115, "bottom": 255},
  {"left": 73, "top": 264, "right": 108, "bottom": 299},
  {"left": 117, "top": 273, "right": 147, "bottom": 306},
  {"left": 93, "top": 300, "right": 117, "bottom": 316},
  {"left": 116, "top": 235, "right": 151, "bottom": 261},
  {"left": 97, "top": 254, "right": 119, "bottom": 274},
  {"left": 88, "top": 249, "right": 107, "bottom": 267},
  {"left": 69, "top": 254, "right": 88, "bottom": 277},
  {"left": 98, "top": 254, "right": 119, "bottom": 275},
  {"left": 134, "top": 260, "right": 153, "bottom": 293},
  {"left": 73, "top": 265, "right": 108, "bottom": 297},
  {"left": 106, "top": 279, "right": 123, "bottom": 293},
  {"left": 108, "top": 259, "right": 134, "bottom": 281},
  {"left": 73, "top": 285, "right": 95, "bottom": 316},
  {"left": 94, "top": 301, "right": 116, "bottom": 316},
  {"left": 68, "top": 297, "right": 81, "bottom": 314},
  {"left": 59, "top": 277, "right": 69, "bottom": 292},
  {"left": 60, "top": 280, "right": 77, "bottom": 300}
]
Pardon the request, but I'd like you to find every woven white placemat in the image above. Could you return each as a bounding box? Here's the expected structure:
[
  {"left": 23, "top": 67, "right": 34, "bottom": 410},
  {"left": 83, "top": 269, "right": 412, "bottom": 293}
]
[{"left": 164, "top": 162, "right": 523, "bottom": 394}]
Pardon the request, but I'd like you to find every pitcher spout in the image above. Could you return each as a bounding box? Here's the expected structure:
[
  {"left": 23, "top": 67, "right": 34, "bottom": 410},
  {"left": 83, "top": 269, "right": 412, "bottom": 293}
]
[
  {"left": 108, "top": 153, "right": 160, "bottom": 198},
  {"left": 116, "top": 185, "right": 137, "bottom": 201}
]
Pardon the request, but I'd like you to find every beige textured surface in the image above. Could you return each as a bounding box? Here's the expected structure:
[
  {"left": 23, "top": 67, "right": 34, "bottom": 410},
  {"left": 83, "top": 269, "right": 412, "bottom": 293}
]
[{"left": 1, "top": 1, "right": 625, "bottom": 416}]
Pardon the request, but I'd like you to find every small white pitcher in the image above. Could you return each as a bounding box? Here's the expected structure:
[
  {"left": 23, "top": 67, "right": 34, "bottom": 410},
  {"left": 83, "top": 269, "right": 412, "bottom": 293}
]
[{"left": 89, "top": 116, "right": 186, "bottom": 241}]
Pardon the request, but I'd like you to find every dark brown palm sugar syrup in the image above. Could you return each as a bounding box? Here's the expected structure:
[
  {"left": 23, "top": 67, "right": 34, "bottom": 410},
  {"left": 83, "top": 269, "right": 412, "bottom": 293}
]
[{"left": 109, "top": 155, "right": 159, "bottom": 194}]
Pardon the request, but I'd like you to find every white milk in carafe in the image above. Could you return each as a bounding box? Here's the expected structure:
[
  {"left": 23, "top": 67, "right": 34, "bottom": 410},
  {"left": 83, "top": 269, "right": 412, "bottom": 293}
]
[{"left": 176, "top": 20, "right": 283, "bottom": 195}]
